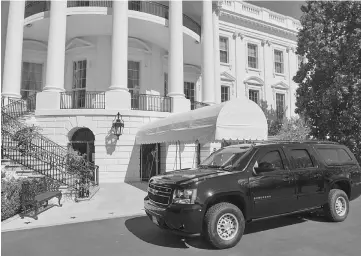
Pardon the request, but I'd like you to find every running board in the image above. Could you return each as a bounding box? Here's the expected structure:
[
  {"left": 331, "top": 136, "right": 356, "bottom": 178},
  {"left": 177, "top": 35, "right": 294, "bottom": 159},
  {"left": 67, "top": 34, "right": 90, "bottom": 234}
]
[{"left": 250, "top": 206, "right": 322, "bottom": 222}]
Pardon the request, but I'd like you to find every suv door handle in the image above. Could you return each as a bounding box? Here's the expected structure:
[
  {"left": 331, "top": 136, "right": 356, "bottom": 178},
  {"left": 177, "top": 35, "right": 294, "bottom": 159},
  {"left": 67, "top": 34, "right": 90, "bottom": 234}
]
[{"left": 283, "top": 176, "right": 293, "bottom": 182}]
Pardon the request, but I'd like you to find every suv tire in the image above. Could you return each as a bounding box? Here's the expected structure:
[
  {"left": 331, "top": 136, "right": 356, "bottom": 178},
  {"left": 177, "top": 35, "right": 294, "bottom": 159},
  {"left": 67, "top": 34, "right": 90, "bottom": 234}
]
[
  {"left": 204, "top": 202, "right": 245, "bottom": 249},
  {"left": 324, "top": 189, "right": 349, "bottom": 222}
]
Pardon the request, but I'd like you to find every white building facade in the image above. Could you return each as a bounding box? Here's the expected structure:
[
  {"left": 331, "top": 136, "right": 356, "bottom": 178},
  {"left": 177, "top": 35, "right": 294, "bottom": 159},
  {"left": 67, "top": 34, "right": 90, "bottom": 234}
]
[{"left": 1, "top": 0, "right": 302, "bottom": 183}]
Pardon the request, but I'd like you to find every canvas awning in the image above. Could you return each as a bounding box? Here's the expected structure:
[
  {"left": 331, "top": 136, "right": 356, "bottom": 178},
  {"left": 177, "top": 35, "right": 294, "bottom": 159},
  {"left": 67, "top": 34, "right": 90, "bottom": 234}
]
[{"left": 135, "top": 97, "right": 268, "bottom": 144}]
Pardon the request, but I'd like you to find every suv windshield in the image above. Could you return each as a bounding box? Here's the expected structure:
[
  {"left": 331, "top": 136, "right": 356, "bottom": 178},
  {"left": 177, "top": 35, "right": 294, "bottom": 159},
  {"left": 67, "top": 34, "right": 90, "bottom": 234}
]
[{"left": 200, "top": 147, "right": 252, "bottom": 170}]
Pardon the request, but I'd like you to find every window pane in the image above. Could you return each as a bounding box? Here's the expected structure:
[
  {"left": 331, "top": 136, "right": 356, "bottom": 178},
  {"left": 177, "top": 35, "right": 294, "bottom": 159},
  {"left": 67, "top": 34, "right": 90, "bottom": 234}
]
[
  {"left": 317, "top": 148, "right": 353, "bottom": 165},
  {"left": 249, "top": 90, "right": 259, "bottom": 104},
  {"left": 220, "top": 51, "right": 228, "bottom": 63},
  {"left": 274, "top": 50, "right": 284, "bottom": 73},
  {"left": 276, "top": 93, "right": 285, "bottom": 120},
  {"left": 21, "top": 62, "right": 43, "bottom": 99},
  {"left": 219, "top": 37, "right": 228, "bottom": 63},
  {"left": 290, "top": 149, "right": 314, "bottom": 168},
  {"left": 337, "top": 149, "right": 352, "bottom": 163},
  {"left": 259, "top": 151, "right": 284, "bottom": 170},
  {"left": 184, "top": 82, "right": 195, "bottom": 102},
  {"left": 219, "top": 37, "right": 228, "bottom": 51},
  {"left": 248, "top": 43, "right": 258, "bottom": 68},
  {"left": 164, "top": 73, "right": 168, "bottom": 96},
  {"left": 221, "top": 86, "right": 230, "bottom": 102}
]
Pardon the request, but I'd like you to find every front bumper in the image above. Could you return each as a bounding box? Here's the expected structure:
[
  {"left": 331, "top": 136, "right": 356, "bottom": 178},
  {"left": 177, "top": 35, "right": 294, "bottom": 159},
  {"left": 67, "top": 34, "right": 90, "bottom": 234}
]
[{"left": 144, "top": 196, "right": 203, "bottom": 236}]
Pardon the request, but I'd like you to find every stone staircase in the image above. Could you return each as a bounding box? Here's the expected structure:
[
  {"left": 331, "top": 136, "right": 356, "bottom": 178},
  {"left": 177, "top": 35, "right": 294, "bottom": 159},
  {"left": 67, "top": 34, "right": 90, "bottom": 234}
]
[{"left": 1, "top": 95, "right": 99, "bottom": 200}]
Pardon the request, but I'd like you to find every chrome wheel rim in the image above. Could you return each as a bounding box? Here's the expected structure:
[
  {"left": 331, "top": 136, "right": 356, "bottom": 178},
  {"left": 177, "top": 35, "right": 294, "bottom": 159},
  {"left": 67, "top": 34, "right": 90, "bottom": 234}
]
[
  {"left": 335, "top": 196, "right": 347, "bottom": 216},
  {"left": 216, "top": 213, "right": 239, "bottom": 241}
]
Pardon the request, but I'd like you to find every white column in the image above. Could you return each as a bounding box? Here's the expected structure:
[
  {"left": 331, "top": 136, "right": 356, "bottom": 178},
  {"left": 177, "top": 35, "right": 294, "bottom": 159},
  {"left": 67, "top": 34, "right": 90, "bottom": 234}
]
[
  {"left": 212, "top": 4, "right": 221, "bottom": 104},
  {"left": 105, "top": 0, "right": 131, "bottom": 109},
  {"left": 201, "top": 0, "right": 215, "bottom": 105},
  {"left": 36, "top": 0, "right": 67, "bottom": 110},
  {"left": 168, "top": 0, "right": 190, "bottom": 113},
  {"left": 1, "top": 0, "right": 26, "bottom": 100}
]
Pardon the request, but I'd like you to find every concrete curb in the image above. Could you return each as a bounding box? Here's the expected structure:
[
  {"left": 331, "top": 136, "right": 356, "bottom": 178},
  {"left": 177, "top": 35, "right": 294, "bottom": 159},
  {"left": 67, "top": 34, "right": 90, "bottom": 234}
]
[{"left": 1, "top": 212, "right": 147, "bottom": 233}]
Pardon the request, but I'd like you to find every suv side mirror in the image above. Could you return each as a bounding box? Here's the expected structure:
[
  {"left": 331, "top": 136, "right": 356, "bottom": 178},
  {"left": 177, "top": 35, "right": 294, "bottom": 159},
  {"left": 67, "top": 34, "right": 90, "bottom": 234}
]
[{"left": 253, "top": 162, "right": 276, "bottom": 175}]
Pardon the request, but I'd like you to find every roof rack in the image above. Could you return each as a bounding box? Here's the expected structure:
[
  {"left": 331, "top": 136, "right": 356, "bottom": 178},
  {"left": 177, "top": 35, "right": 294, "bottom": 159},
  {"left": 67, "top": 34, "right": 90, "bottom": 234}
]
[{"left": 223, "top": 140, "right": 339, "bottom": 146}]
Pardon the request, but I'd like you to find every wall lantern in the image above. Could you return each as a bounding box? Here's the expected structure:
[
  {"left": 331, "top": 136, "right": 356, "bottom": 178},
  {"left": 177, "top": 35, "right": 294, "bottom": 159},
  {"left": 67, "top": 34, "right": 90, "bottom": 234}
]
[{"left": 112, "top": 112, "right": 124, "bottom": 140}]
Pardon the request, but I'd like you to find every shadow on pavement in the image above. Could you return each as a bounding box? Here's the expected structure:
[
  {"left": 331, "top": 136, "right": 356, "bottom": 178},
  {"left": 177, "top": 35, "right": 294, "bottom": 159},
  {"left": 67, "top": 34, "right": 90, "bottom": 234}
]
[
  {"left": 244, "top": 215, "right": 307, "bottom": 234},
  {"left": 295, "top": 210, "right": 330, "bottom": 223},
  {"left": 125, "top": 214, "right": 311, "bottom": 250},
  {"left": 125, "top": 216, "right": 189, "bottom": 249},
  {"left": 125, "top": 181, "right": 148, "bottom": 192}
]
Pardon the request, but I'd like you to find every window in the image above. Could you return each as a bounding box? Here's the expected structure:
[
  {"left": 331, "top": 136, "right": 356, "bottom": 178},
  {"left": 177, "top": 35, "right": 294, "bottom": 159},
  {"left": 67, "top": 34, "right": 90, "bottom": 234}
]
[
  {"left": 274, "top": 50, "right": 284, "bottom": 73},
  {"left": 21, "top": 62, "right": 43, "bottom": 99},
  {"left": 316, "top": 148, "right": 354, "bottom": 165},
  {"left": 72, "top": 60, "right": 87, "bottom": 108},
  {"left": 247, "top": 43, "right": 258, "bottom": 69},
  {"left": 164, "top": 73, "right": 168, "bottom": 96},
  {"left": 184, "top": 82, "right": 195, "bottom": 102},
  {"left": 221, "top": 86, "right": 230, "bottom": 102},
  {"left": 220, "top": 37, "right": 229, "bottom": 63},
  {"left": 258, "top": 150, "right": 284, "bottom": 170},
  {"left": 290, "top": 149, "right": 314, "bottom": 169},
  {"left": 249, "top": 90, "right": 259, "bottom": 104},
  {"left": 128, "top": 61, "right": 140, "bottom": 108},
  {"left": 276, "top": 93, "right": 285, "bottom": 120}
]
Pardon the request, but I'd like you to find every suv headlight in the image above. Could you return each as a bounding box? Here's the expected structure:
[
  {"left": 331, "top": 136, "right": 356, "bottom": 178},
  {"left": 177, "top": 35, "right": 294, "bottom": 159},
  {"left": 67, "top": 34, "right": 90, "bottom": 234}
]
[{"left": 173, "top": 188, "right": 197, "bottom": 204}]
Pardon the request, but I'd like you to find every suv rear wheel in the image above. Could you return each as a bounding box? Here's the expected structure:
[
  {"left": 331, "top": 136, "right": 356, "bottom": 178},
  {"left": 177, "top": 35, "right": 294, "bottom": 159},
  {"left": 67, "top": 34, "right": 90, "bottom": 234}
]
[
  {"left": 324, "top": 189, "right": 349, "bottom": 222},
  {"left": 204, "top": 202, "right": 245, "bottom": 249}
]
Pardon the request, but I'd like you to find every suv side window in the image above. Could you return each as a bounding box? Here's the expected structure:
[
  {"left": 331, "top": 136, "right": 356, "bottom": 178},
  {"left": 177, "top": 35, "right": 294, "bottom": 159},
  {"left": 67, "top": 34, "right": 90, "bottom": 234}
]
[
  {"left": 290, "top": 149, "right": 314, "bottom": 169},
  {"left": 316, "top": 148, "right": 353, "bottom": 165},
  {"left": 257, "top": 150, "right": 285, "bottom": 171}
]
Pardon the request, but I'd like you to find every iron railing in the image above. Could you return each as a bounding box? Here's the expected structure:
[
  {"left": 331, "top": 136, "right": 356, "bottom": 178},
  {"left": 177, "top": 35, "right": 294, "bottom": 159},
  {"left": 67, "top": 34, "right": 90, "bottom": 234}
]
[
  {"left": 1, "top": 108, "right": 99, "bottom": 198},
  {"left": 1, "top": 96, "right": 18, "bottom": 108},
  {"left": 60, "top": 91, "right": 105, "bottom": 109},
  {"left": 191, "top": 100, "right": 210, "bottom": 110},
  {"left": 24, "top": 1, "right": 201, "bottom": 35},
  {"left": 131, "top": 93, "right": 172, "bottom": 112},
  {"left": 1, "top": 93, "right": 37, "bottom": 118}
]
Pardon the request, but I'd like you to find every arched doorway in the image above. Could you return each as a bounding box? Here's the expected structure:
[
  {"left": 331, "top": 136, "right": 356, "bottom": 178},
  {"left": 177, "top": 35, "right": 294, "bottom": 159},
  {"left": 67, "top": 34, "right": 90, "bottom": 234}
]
[{"left": 69, "top": 128, "right": 95, "bottom": 163}]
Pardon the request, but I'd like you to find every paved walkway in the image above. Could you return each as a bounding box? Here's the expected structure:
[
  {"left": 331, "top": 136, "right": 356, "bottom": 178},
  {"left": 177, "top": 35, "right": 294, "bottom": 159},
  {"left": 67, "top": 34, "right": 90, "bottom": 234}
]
[{"left": 1, "top": 182, "right": 148, "bottom": 232}]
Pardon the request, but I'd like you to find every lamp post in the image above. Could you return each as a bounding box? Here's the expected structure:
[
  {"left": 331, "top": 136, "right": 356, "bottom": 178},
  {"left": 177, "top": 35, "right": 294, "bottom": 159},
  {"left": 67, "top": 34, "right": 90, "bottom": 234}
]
[{"left": 112, "top": 112, "right": 124, "bottom": 139}]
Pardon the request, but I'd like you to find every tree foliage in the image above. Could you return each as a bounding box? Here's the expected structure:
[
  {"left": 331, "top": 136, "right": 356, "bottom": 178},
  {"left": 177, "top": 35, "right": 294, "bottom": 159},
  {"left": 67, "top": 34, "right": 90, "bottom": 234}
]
[
  {"left": 276, "top": 116, "right": 311, "bottom": 141},
  {"left": 258, "top": 100, "right": 286, "bottom": 136},
  {"left": 294, "top": 1, "right": 361, "bottom": 162}
]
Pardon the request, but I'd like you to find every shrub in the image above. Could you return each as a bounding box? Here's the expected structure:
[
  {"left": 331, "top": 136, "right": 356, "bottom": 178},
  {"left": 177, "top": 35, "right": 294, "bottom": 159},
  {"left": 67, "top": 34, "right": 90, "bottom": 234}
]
[
  {"left": 1, "top": 178, "right": 22, "bottom": 221},
  {"left": 1, "top": 177, "right": 49, "bottom": 221}
]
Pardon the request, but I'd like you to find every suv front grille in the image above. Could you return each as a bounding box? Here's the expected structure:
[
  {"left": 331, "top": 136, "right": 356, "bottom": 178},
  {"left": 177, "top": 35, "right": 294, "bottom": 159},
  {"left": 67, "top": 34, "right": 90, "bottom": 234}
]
[{"left": 148, "top": 182, "right": 172, "bottom": 206}]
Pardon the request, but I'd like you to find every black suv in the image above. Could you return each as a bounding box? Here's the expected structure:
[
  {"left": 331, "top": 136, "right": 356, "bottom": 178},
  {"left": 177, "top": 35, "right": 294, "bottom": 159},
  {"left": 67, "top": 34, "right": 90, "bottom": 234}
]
[{"left": 144, "top": 141, "right": 361, "bottom": 249}]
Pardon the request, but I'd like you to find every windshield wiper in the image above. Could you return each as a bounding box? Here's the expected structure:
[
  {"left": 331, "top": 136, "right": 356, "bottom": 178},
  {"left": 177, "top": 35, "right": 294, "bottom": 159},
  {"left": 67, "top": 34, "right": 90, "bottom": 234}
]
[{"left": 198, "top": 164, "right": 208, "bottom": 169}]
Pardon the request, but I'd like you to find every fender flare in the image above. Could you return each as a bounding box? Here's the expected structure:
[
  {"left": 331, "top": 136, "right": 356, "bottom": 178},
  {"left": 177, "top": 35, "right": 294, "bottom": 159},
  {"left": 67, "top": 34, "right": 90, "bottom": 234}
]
[{"left": 201, "top": 191, "right": 251, "bottom": 220}]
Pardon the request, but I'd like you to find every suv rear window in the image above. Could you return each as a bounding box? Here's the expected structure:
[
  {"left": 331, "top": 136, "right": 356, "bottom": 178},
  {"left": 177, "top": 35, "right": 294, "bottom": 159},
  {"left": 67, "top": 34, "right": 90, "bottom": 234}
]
[{"left": 316, "top": 148, "right": 354, "bottom": 165}]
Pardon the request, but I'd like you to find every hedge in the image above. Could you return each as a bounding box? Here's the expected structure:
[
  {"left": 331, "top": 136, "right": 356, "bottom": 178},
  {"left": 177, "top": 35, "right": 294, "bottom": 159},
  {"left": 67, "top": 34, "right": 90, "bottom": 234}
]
[{"left": 1, "top": 177, "right": 55, "bottom": 221}]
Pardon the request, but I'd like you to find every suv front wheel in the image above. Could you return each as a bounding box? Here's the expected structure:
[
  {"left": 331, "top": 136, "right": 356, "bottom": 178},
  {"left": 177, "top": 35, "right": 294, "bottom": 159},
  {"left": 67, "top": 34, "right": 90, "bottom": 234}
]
[
  {"left": 204, "top": 202, "right": 245, "bottom": 249},
  {"left": 324, "top": 189, "right": 350, "bottom": 222}
]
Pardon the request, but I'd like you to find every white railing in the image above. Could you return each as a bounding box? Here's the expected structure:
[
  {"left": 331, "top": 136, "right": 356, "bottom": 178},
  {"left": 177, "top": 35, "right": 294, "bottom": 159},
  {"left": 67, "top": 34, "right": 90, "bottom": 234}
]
[
  {"left": 242, "top": 4, "right": 260, "bottom": 16},
  {"left": 269, "top": 13, "right": 285, "bottom": 23},
  {"left": 221, "top": 1, "right": 301, "bottom": 32}
]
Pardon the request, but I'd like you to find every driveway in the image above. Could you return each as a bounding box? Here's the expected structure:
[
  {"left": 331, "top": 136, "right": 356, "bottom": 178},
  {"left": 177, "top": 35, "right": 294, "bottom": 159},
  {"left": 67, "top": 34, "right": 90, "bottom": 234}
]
[{"left": 2, "top": 198, "right": 360, "bottom": 256}]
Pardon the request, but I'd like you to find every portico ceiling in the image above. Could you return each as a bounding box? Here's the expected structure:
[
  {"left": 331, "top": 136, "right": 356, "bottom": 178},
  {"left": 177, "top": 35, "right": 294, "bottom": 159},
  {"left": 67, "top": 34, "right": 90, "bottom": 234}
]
[{"left": 23, "top": 13, "right": 202, "bottom": 67}]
